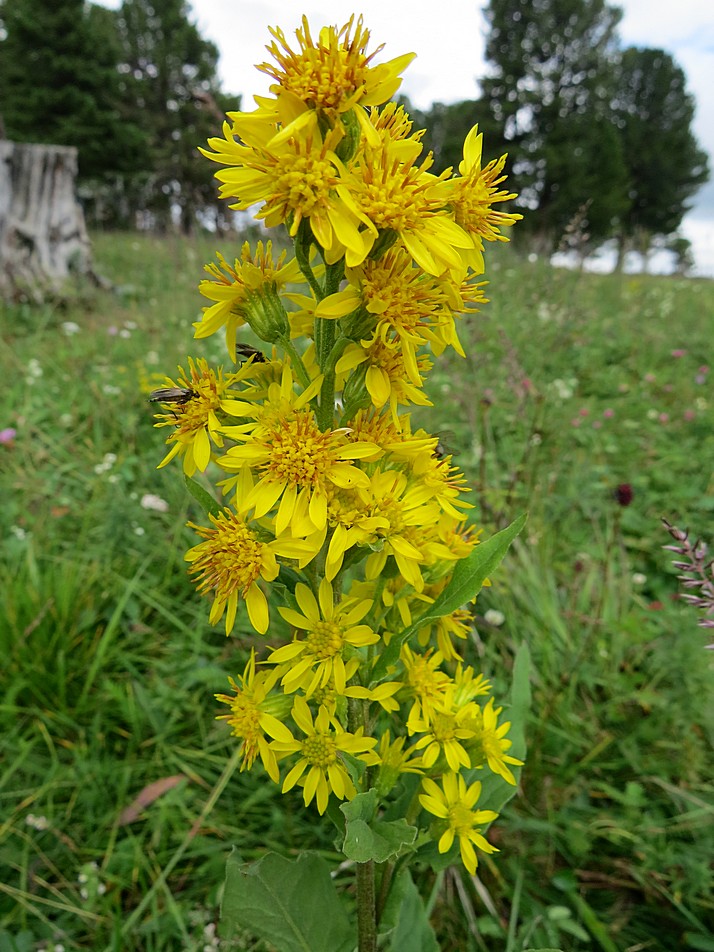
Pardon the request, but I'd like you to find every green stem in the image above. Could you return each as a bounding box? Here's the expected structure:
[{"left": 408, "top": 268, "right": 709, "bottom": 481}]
[{"left": 356, "top": 861, "right": 377, "bottom": 952}]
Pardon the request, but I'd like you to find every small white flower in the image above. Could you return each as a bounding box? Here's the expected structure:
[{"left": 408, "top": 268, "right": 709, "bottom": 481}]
[
  {"left": 119, "top": 328, "right": 132, "bottom": 339},
  {"left": 78, "top": 873, "right": 89, "bottom": 884},
  {"left": 140, "top": 493, "right": 170, "bottom": 513},
  {"left": 25, "top": 813, "right": 50, "bottom": 830},
  {"left": 80, "top": 887, "right": 89, "bottom": 900},
  {"left": 10, "top": 526, "right": 27, "bottom": 541},
  {"left": 27, "top": 358, "right": 43, "bottom": 378},
  {"left": 102, "top": 384, "right": 122, "bottom": 396},
  {"left": 134, "top": 526, "right": 145, "bottom": 536},
  {"left": 97, "top": 882, "right": 107, "bottom": 895},
  {"left": 107, "top": 474, "right": 119, "bottom": 484},
  {"left": 146, "top": 350, "right": 160, "bottom": 365},
  {"left": 61, "top": 321, "right": 81, "bottom": 335},
  {"left": 484, "top": 609, "right": 505, "bottom": 627},
  {"left": 530, "top": 433, "right": 542, "bottom": 446},
  {"left": 646, "top": 409, "right": 659, "bottom": 420},
  {"left": 632, "top": 573, "right": 647, "bottom": 586},
  {"left": 695, "top": 397, "right": 708, "bottom": 411},
  {"left": 124, "top": 320, "right": 138, "bottom": 330}
]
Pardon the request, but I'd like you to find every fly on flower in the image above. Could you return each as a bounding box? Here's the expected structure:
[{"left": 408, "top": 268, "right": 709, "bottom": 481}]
[
  {"left": 235, "top": 343, "right": 266, "bottom": 363},
  {"left": 149, "top": 387, "right": 197, "bottom": 405}
]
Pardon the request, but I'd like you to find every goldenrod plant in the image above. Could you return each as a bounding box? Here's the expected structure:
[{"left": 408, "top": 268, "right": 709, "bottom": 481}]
[{"left": 153, "top": 16, "right": 530, "bottom": 951}]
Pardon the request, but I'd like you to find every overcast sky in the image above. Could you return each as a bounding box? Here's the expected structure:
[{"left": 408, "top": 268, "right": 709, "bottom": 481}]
[{"left": 97, "top": 0, "right": 714, "bottom": 275}]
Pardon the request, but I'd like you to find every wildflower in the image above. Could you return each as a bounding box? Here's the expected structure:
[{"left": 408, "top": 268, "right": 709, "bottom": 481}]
[
  {"left": 419, "top": 774, "right": 499, "bottom": 874},
  {"left": 185, "top": 508, "right": 283, "bottom": 634},
  {"left": 271, "top": 697, "right": 380, "bottom": 814},
  {"left": 375, "top": 731, "right": 424, "bottom": 795},
  {"left": 140, "top": 493, "right": 169, "bottom": 513},
  {"left": 0, "top": 427, "right": 17, "bottom": 445},
  {"left": 196, "top": 243, "right": 303, "bottom": 357},
  {"left": 215, "top": 651, "right": 292, "bottom": 781},
  {"left": 447, "top": 124, "right": 522, "bottom": 273},
  {"left": 155, "top": 357, "right": 249, "bottom": 477},
  {"left": 466, "top": 697, "right": 523, "bottom": 785},
  {"left": 614, "top": 483, "right": 633, "bottom": 507},
  {"left": 258, "top": 15, "right": 415, "bottom": 119},
  {"left": 61, "top": 321, "right": 80, "bottom": 335},
  {"left": 218, "top": 366, "right": 378, "bottom": 535},
  {"left": 484, "top": 609, "right": 505, "bottom": 627},
  {"left": 269, "top": 579, "right": 379, "bottom": 695}
]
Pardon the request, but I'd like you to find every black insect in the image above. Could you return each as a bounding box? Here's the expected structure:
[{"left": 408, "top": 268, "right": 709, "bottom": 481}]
[
  {"left": 149, "top": 387, "right": 196, "bottom": 405},
  {"left": 235, "top": 343, "right": 266, "bottom": 363}
]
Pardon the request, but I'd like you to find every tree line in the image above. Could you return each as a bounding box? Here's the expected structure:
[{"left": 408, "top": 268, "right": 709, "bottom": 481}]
[
  {"left": 418, "top": 0, "right": 709, "bottom": 268},
  {"left": 0, "top": 0, "right": 709, "bottom": 265}
]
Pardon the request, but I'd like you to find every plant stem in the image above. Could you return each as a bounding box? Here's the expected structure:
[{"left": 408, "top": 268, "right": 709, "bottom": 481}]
[{"left": 356, "top": 860, "right": 377, "bottom": 952}]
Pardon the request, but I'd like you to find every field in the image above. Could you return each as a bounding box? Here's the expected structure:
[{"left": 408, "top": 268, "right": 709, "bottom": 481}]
[{"left": 1, "top": 231, "right": 713, "bottom": 952}]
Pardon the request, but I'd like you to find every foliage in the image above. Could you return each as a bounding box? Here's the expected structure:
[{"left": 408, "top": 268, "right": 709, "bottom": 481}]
[
  {"left": 611, "top": 46, "right": 710, "bottom": 255},
  {"left": 479, "top": 0, "right": 709, "bottom": 257},
  {"left": 481, "top": 0, "right": 624, "bottom": 250},
  {"left": 0, "top": 0, "right": 147, "bottom": 181},
  {"left": 112, "top": 0, "right": 237, "bottom": 232}
]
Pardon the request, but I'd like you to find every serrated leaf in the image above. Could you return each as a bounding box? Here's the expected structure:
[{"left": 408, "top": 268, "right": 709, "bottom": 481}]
[
  {"left": 184, "top": 474, "right": 221, "bottom": 517},
  {"left": 372, "top": 513, "right": 527, "bottom": 681},
  {"left": 340, "top": 792, "right": 417, "bottom": 863},
  {"left": 220, "top": 850, "right": 353, "bottom": 952}
]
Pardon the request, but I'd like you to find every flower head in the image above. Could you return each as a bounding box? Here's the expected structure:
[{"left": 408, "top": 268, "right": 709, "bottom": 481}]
[
  {"left": 419, "top": 773, "right": 499, "bottom": 874},
  {"left": 185, "top": 508, "right": 280, "bottom": 634},
  {"left": 271, "top": 697, "right": 380, "bottom": 814},
  {"left": 269, "top": 579, "right": 379, "bottom": 695},
  {"left": 215, "top": 651, "right": 292, "bottom": 780},
  {"left": 258, "top": 15, "right": 415, "bottom": 118}
]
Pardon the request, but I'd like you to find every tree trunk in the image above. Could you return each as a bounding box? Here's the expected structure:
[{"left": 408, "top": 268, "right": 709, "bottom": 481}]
[{"left": 0, "top": 140, "right": 103, "bottom": 303}]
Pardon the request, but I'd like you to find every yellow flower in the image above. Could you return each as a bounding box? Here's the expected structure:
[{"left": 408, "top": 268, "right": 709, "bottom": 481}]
[
  {"left": 400, "top": 645, "right": 450, "bottom": 724},
  {"left": 363, "top": 470, "right": 444, "bottom": 591},
  {"left": 155, "top": 357, "right": 247, "bottom": 477},
  {"left": 419, "top": 773, "right": 499, "bottom": 874},
  {"left": 269, "top": 579, "right": 379, "bottom": 695},
  {"left": 202, "top": 118, "right": 377, "bottom": 264},
  {"left": 215, "top": 651, "right": 292, "bottom": 781},
  {"left": 271, "top": 697, "right": 380, "bottom": 814},
  {"left": 348, "top": 140, "right": 472, "bottom": 275},
  {"left": 466, "top": 697, "right": 524, "bottom": 786},
  {"left": 447, "top": 124, "right": 523, "bottom": 274},
  {"left": 196, "top": 242, "right": 303, "bottom": 358},
  {"left": 258, "top": 15, "right": 415, "bottom": 118},
  {"left": 185, "top": 507, "right": 294, "bottom": 635},
  {"left": 323, "top": 486, "right": 388, "bottom": 581},
  {"left": 409, "top": 699, "right": 481, "bottom": 772},
  {"left": 374, "top": 731, "right": 425, "bottom": 795},
  {"left": 218, "top": 365, "right": 379, "bottom": 536}
]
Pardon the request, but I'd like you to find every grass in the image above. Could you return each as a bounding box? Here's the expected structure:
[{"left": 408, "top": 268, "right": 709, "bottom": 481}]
[{"left": 1, "top": 231, "right": 713, "bottom": 951}]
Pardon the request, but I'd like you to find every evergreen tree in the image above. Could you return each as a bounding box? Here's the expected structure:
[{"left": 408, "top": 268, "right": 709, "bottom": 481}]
[
  {"left": 0, "top": 0, "right": 147, "bottom": 181},
  {"left": 114, "top": 0, "right": 237, "bottom": 232},
  {"left": 481, "top": 0, "right": 625, "bottom": 249},
  {"left": 611, "top": 47, "right": 709, "bottom": 263}
]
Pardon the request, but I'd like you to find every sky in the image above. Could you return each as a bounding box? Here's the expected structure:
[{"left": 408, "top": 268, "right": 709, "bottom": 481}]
[{"left": 98, "top": 0, "right": 714, "bottom": 276}]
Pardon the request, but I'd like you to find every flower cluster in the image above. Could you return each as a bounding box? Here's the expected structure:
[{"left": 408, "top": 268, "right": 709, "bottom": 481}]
[{"left": 154, "top": 15, "right": 522, "bottom": 876}]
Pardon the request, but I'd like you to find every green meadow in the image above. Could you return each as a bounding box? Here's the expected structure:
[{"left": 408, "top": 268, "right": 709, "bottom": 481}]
[{"left": 1, "top": 231, "right": 713, "bottom": 951}]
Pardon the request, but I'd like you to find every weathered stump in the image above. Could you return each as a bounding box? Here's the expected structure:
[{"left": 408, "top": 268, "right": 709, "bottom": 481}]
[{"left": 0, "top": 140, "right": 100, "bottom": 303}]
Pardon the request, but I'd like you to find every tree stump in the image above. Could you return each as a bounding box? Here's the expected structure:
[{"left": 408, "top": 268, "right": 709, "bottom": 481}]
[{"left": 0, "top": 140, "right": 100, "bottom": 303}]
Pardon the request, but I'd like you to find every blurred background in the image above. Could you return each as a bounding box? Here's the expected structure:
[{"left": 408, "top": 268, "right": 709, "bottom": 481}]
[{"left": 1, "top": 2, "right": 713, "bottom": 951}]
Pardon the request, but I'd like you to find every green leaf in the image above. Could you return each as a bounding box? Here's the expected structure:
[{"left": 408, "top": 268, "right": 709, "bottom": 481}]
[
  {"left": 184, "top": 474, "right": 221, "bottom": 518},
  {"left": 382, "top": 870, "right": 439, "bottom": 952},
  {"left": 523, "top": 948, "right": 566, "bottom": 951},
  {"left": 220, "top": 849, "right": 353, "bottom": 952},
  {"left": 341, "top": 791, "right": 417, "bottom": 863},
  {"left": 371, "top": 513, "right": 527, "bottom": 681}
]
